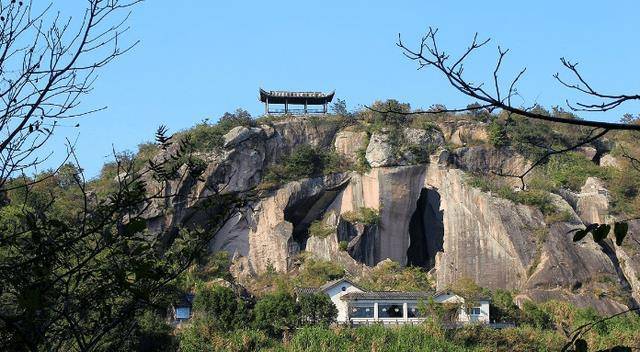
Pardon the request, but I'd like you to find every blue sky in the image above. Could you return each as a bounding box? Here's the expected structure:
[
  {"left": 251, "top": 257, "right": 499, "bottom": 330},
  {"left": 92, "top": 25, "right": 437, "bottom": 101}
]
[{"left": 49, "top": 1, "right": 640, "bottom": 177}]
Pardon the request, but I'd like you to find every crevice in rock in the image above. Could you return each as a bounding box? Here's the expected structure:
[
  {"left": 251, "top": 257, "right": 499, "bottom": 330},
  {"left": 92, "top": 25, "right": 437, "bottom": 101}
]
[
  {"left": 406, "top": 187, "right": 444, "bottom": 269},
  {"left": 599, "top": 240, "right": 639, "bottom": 309},
  {"left": 337, "top": 219, "right": 379, "bottom": 266},
  {"left": 283, "top": 182, "right": 348, "bottom": 253}
]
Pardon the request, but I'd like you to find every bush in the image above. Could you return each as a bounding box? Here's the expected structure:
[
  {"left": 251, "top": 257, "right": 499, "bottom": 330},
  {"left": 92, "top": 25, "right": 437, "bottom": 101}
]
[
  {"left": 297, "top": 293, "right": 338, "bottom": 327},
  {"left": 296, "top": 258, "right": 344, "bottom": 287},
  {"left": 308, "top": 220, "right": 335, "bottom": 239},
  {"left": 490, "top": 289, "right": 520, "bottom": 323},
  {"left": 357, "top": 260, "right": 433, "bottom": 292},
  {"left": 252, "top": 291, "right": 298, "bottom": 337},
  {"left": 465, "top": 174, "right": 558, "bottom": 215},
  {"left": 521, "top": 300, "right": 553, "bottom": 329},
  {"left": 410, "top": 116, "right": 441, "bottom": 132},
  {"left": 178, "top": 326, "right": 275, "bottom": 352},
  {"left": 261, "top": 145, "right": 349, "bottom": 187},
  {"left": 288, "top": 325, "right": 469, "bottom": 352},
  {"left": 341, "top": 207, "right": 380, "bottom": 225},
  {"left": 178, "top": 109, "right": 254, "bottom": 153},
  {"left": 361, "top": 99, "right": 411, "bottom": 125},
  {"left": 192, "top": 285, "right": 250, "bottom": 332},
  {"left": 488, "top": 120, "right": 509, "bottom": 147},
  {"left": 131, "top": 310, "right": 176, "bottom": 352},
  {"left": 543, "top": 152, "right": 611, "bottom": 192},
  {"left": 338, "top": 240, "right": 348, "bottom": 251}
]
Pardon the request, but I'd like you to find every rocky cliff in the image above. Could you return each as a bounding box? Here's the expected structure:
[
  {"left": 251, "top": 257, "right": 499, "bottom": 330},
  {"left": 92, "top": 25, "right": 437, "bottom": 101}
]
[{"left": 145, "top": 116, "right": 639, "bottom": 314}]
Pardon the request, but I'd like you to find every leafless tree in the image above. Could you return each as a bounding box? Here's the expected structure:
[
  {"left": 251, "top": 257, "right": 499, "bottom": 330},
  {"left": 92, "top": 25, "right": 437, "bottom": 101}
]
[
  {"left": 0, "top": 0, "right": 141, "bottom": 189},
  {"left": 380, "top": 27, "right": 640, "bottom": 188},
  {"left": 392, "top": 28, "right": 640, "bottom": 351}
]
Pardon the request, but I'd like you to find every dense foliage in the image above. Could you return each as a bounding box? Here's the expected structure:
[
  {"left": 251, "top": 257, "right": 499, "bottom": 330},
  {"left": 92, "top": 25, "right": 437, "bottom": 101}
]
[
  {"left": 341, "top": 207, "right": 380, "bottom": 225},
  {"left": 192, "top": 285, "right": 250, "bottom": 331},
  {"left": 176, "top": 299, "right": 640, "bottom": 351},
  {"left": 357, "top": 260, "right": 433, "bottom": 292},
  {"left": 260, "top": 145, "right": 349, "bottom": 190}
]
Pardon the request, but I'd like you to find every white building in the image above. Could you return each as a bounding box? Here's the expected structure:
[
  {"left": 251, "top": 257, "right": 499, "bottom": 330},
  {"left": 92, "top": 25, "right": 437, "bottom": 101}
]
[{"left": 296, "top": 278, "right": 490, "bottom": 325}]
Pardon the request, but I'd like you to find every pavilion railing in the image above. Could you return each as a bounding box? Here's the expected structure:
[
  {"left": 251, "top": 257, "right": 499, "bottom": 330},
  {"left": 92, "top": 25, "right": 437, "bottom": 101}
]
[{"left": 266, "top": 108, "right": 326, "bottom": 114}]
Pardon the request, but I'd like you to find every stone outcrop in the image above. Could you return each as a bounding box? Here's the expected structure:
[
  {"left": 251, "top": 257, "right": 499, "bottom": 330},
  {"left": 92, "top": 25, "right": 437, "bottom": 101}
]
[
  {"left": 576, "top": 177, "right": 609, "bottom": 224},
  {"left": 334, "top": 130, "right": 368, "bottom": 163},
  {"left": 436, "top": 120, "right": 489, "bottom": 146},
  {"left": 600, "top": 154, "right": 621, "bottom": 169},
  {"left": 147, "top": 116, "right": 638, "bottom": 315}
]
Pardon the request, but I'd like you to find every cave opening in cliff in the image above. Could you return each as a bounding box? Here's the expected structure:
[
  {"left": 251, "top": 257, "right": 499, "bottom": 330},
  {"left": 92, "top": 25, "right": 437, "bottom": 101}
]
[
  {"left": 406, "top": 187, "right": 444, "bottom": 269},
  {"left": 283, "top": 183, "right": 348, "bottom": 253}
]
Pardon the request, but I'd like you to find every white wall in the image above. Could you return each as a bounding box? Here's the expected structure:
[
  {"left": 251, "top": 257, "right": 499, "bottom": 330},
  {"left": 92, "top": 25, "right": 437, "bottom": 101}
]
[
  {"left": 433, "top": 293, "right": 490, "bottom": 323},
  {"left": 324, "top": 281, "right": 364, "bottom": 323}
]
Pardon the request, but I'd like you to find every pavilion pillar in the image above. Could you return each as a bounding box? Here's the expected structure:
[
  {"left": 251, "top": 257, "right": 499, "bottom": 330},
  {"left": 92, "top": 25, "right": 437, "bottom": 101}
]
[
  {"left": 403, "top": 303, "right": 408, "bottom": 322},
  {"left": 304, "top": 100, "right": 308, "bottom": 114},
  {"left": 285, "top": 99, "right": 288, "bottom": 114},
  {"left": 374, "top": 302, "right": 379, "bottom": 322},
  {"left": 265, "top": 97, "right": 269, "bottom": 114},
  {"left": 323, "top": 103, "right": 327, "bottom": 114}
]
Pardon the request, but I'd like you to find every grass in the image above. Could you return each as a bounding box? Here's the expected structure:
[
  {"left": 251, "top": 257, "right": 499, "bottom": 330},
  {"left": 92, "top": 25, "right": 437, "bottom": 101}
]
[
  {"left": 341, "top": 207, "right": 380, "bottom": 225},
  {"left": 465, "top": 174, "right": 558, "bottom": 216},
  {"left": 308, "top": 220, "right": 335, "bottom": 239}
]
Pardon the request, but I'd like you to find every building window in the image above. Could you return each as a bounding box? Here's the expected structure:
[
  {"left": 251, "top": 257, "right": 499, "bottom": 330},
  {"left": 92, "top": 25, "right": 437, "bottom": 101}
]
[
  {"left": 467, "top": 307, "right": 481, "bottom": 315},
  {"left": 378, "top": 304, "right": 403, "bottom": 318},
  {"left": 350, "top": 305, "right": 374, "bottom": 318},
  {"left": 175, "top": 307, "right": 191, "bottom": 320},
  {"left": 407, "top": 305, "right": 426, "bottom": 318}
]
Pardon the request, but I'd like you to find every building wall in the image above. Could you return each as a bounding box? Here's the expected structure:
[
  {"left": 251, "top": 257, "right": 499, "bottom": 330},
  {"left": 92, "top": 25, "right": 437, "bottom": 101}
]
[
  {"left": 325, "top": 282, "right": 364, "bottom": 323},
  {"left": 433, "top": 293, "right": 490, "bottom": 323}
]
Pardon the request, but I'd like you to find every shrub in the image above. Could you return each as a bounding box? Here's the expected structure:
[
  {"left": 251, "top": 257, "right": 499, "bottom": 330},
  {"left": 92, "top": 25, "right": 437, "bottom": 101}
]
[
  {"left": 543, "top": 152, "right": 611, "bottom": 192},
  {"left": 341, "top": 207, "right": 380, "bottom": 225},
  {"left": 361, "top": 99, "right": 411, "bottom": 125},
  {"left": 262, "top": 145, "right": 349, "bottom": 187},
  {"left": 296, "top": 258, "right": 344, "bottom": 287},
  {"left": 297, "top": 293, "right": 338, "bottom": 327},
  {"left": 465, "top": 174, "right": 558, "bottom": 215},
  {"left": 410, "top": 116, "right": 441, "bottom": 132},
  {"left": 252, "top": 291, "right": 298, "bottom": 337},
  {"left": 448, "top": 277, "right": 488, "bottom": 305},
  {"left": 178, "top": 109, "right": 255, "bottom": 153},
  {"left": 487, "top": 120, "right": 509, "bottom": 147},
  {"left": 178, "top": 251, "right": 233, "bottom": 290},
  {"left": 490, "top": 289, "right": 520, "bottom": 323},
  {"left": 521, "top": 300, "right": 553, "bottom": 329},
  {"left": 192, "top": 285, "right": 250, "bottom": 332},
  {"left": 308, "top": 220, "right": 335, "bottom": 239},
  {"left": 338, "top": 240, "right": 348, "bottom": 251},
  {"left": 357, "top": 260, "right": 433, "bottom": 292},
  {"left": 131, "top": 310, "right": 176, "bottom": 352}
]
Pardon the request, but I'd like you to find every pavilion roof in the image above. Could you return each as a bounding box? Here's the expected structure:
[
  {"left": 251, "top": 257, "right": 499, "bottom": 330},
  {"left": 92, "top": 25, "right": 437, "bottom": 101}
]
[{"left": 259, "top": 88, "right": 335, "bottom": 105}]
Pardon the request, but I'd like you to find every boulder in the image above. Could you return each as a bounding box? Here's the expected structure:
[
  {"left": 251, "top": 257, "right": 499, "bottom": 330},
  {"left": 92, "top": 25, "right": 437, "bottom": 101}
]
[
  {"left": 223, "top": 126, "right": 263, "bottom": 148},
  {"left": 576, "top": 177, "right": 609, "bottom": 224},
  {"left": 334, "top": 130, "right": 369, "bottom": 163},
  {"left": 365, "top": 132, "right": 397, "bottom": 167},
  {"left": 600, "top": 154, "right": 621, "bottom": 169}
]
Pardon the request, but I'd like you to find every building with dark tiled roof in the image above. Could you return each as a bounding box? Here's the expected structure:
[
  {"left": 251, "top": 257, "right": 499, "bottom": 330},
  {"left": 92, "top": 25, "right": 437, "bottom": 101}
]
[{"left": 295, "top": 278, "right": 491, "bottom": 326}]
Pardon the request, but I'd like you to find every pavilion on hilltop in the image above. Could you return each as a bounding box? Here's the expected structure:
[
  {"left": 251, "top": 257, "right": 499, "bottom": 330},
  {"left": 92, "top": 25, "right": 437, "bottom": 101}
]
[{"left": 259, "top": 88, "right": 335, "bottom": 114}]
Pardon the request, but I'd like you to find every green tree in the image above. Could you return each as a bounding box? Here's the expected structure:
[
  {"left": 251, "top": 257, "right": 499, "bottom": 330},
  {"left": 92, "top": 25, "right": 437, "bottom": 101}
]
[
  {"left": 331, "top": 98, "right": 349, "bottom": 116},
  {"left": 253, "top": 291, "right": 298, "bottom": 337},
  {"left": 487, "top": 120, "right": 509, "bottom": 147},
  {"left": 297, "top": 293, "right": 338, "bottom": 327},
  {"left": 192, "top": 285, "right": 250, "bottom": 332}
]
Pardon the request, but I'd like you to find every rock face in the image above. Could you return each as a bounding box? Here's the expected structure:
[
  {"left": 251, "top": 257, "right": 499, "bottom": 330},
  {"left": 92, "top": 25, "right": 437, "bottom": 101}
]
[
  {"left": 148, "top": 116, "right": 638, "bottom": 314},
  {"left": 576, "top": 177, "right": 609, "bottom": 224},
  {"left": 334, "top": 130, "right": 368, "bottom": 163}
]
